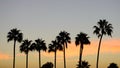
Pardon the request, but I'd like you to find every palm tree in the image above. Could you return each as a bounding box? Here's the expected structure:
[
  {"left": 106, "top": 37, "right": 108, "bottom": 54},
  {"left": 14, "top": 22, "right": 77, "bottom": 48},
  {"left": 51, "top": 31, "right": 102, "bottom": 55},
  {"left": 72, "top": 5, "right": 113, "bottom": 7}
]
[
  {"left": 56, "top": 31, "right": 71, "bottom": 68},
  {"left": 41, "top": 62, "right": 53, "bottom": 68},
  {"left": 75, "top": 32, "right": 90, "bottom": 68},
  {"left": 20, "top": 39, "right": 32, "bottom": 68},
  {"left": 77, "top": 60, "right": 90, "bottom": 68},
  {"left": 107, "top": 63, "right": 118, "bottom": 68},
  {"left": 32, "top": 38, "right": 47, "bottom": 68},
  {"left": 93, "top": 19, "right": 113, "bottom": 68},
  {"left": 7, "top": 28, "right": 23, "bottom": 68},
  {"left": 48, "top": 40, "right": 62, "bottom": 68}
]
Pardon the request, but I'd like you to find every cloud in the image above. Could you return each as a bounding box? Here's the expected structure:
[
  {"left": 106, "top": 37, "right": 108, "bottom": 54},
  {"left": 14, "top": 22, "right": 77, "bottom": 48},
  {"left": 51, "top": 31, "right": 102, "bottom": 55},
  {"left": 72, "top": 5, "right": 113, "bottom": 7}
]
[
  {"left": 0, "top": 52, "right": 12, "bottom": 60},
  {"left": 40, "top": 39, "right": 120, "bottom": 62},
  {"left": 11, "top": 39, "right": 119, "bottom": 63},
  {"left": 93, "top": 39, "right": 120, "bottom": 53},
  {"left": 16, "top": 53, "right": 25, "bottom": 56}
]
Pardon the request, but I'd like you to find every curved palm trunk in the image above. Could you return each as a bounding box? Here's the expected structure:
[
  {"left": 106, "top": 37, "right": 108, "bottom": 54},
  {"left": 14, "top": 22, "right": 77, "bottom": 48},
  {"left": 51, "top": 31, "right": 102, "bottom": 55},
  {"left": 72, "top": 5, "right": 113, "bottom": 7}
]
[
  {"left": 79, "top": 43, "right": 83, "bottom": 68},
  {"left": 63, "top": 43, "right": 67, "bottom": 68},
  {"left": 26, "top": 53, "right": 28, "bottom": 68},
  {"left": 13, "top": 40, "right": 16, "bottom": 68},
  {"left": 39, "top": 50, "right": 41, "bottom": 68},
  {"left": 55, "top": 51, "right": 56, "bottom": 68},
  {"left": 96, "top": 35, "right": 103, "bottom": 68}
]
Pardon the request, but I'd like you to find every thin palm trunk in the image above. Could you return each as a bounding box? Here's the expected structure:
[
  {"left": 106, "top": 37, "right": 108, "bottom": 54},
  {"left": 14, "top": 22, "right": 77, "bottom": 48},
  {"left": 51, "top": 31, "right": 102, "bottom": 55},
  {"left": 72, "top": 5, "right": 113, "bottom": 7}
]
[
  {"left": 79, "top": 43, "right": 83, "bottom": 68},
  {"left": 55, "top": 51, "right": 56, "bottom": 68},
  {"left": 26, "top": 53, "right": 28, "bottom": 68},
  {"left": 39, "top": 50, "right": 41, "bottom": 68},
  {"left": 63, "top": 43, "right": 66, "bottom": 68},
  {"left": 54, "top": 44, "right": 57, "bottom": 68},
  {"left": 13, "top": 40, "right": 16, "bottom": 68},
  {"left": 96, "top": 35, "right": 103, "bottom": 68}
]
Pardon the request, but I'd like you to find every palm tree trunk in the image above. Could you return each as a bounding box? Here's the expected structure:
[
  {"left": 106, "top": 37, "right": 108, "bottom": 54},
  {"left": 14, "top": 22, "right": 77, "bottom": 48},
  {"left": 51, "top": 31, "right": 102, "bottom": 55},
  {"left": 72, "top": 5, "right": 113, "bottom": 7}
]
[
  {"left": 63, "top": 43, "right": 66, "bottom": 68},
  {"left": 79, "top": 43, "right": 83, "bottom": 68},
  {"left": 96, "top": 35, "right": 103, "bottom": 68},
  {"left": 55, "top": 51, "right": 56, "bottom": 68},
  {"left": 39, "top": 50, "right": 41, "bottom": 68},
  {"left": 26, "top": 53, "right": 28, "bottom": 68},
  {"left": 13, "top": 40, "right": 16, "bottom": 68}
]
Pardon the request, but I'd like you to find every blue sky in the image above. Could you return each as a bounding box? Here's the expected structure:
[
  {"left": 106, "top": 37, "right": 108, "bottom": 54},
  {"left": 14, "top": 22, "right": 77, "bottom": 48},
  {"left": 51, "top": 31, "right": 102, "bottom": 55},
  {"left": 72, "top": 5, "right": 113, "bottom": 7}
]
[
  {"left": 0, "top": 0, "right": 120, "bottom": 40},
  {"left": 0, "top": 0, "right": 120, "bottom": 68}
]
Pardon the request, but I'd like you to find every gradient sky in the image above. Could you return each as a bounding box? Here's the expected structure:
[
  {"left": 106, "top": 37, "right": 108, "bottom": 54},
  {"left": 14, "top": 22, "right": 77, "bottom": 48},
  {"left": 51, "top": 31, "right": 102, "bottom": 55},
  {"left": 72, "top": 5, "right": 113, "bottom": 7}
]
[{"left": 0, "top": 0, "right": 120, "bottom": 68}]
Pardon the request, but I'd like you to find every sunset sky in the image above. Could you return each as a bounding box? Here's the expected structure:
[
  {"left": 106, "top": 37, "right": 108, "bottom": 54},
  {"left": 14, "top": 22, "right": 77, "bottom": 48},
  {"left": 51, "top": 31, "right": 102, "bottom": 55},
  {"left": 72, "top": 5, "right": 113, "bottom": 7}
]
[{"left": 0, "top": 0, "right": 120, "bottom": 68}]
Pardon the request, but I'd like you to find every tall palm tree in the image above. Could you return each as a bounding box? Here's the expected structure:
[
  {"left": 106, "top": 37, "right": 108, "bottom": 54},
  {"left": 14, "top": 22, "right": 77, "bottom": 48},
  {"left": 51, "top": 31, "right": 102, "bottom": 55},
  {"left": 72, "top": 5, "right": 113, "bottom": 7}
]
[
  {"left": 7, "top": 28, "right": 23, "bottom": 68},
  {"left": 93, "top": 19, "right": 113, "bottom": 68},
  {"left": 75, "top": 32, "right": 90, "bottom": 68},
  {"left": 32, "top": 38, "right": 47, "bottom": 68},
  {"left": 20, "top": 39, "right": 32, "bottom": 68},
  {"left": 48, "top": 40, "right": 62, "bottom": 68},
  {"left": 56, "top": 31, "right": 71, "bottom": 68}
]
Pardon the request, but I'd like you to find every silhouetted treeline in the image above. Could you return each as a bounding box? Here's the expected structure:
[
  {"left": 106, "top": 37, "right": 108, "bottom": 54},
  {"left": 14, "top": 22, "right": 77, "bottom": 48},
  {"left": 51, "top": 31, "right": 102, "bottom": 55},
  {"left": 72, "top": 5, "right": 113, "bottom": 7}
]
[{"left": 7, "top": 19, "right": 119, "bottom": 68}]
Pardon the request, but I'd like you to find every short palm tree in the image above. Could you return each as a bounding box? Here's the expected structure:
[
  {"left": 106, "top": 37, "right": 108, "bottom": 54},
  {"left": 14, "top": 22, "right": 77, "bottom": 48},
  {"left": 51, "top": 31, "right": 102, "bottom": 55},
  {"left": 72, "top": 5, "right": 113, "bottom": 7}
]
[
  {"left": 56, "top": 31, "right": 71, "bottom": 68},
  {"left": 32, "top": 38, "right": 47, "bottom": 68},
  {"left": 7, "top": 28, "right": 23, "bottom": 68},
  {"left": 48, "top": 40, "right": 62, "bottom": 68},
  {"left": 75, "top": 32, "right": 90, "bottom": 68},
  {"left": 107, "top": 63, "right": 118, "bottom": 68},
  {"left": 77, "top": 60, "right": 90, "bottom": 68},
  {"left": 20, "top": 39, "right": 32, "bottom": 68},
  {"left": 93, "top": 19, "right": 113, "bottom": 68},
  {"left": 41, "top": 62, "right": 53, "bottom": 68}
]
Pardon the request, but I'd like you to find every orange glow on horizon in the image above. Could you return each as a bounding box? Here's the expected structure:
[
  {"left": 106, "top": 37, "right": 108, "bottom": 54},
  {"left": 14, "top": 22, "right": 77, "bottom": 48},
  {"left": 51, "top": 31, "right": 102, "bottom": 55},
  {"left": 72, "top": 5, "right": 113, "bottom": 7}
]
[
  {"left": 0, "top": 39, "right": 120, "bottom": 68},
  {"left": 41, "top": 38, "right": 120, "bottom": 61},
  {"left": 0, "top": 52, "right": 12, "bottom": 60},
  {"left": 1, "top": 39, "right": 120, "bottom": 61}
]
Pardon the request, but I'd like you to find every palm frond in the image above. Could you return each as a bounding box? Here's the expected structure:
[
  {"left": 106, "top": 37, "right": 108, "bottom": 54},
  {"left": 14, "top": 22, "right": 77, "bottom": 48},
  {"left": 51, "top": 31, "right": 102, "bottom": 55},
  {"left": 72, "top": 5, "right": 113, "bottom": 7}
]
[
  {"left": 93, "top": 19, "right": 113, "bottom": 38},
  {"left": 7, "top": 28, "right": 23, "bottom": 42},
  {"left": 75, "top": 32, "right": 90, "bottom": 46},
  {"left": 57, "top": 31, "right": 71, "bottom": 48},
  {"left": 93, "top": 26, "right": 100, "bottom": 35},
  {"left": 34, "top": 38, "right": 47, "bottom": 52},
  {"left": 19, "top": 39, "right": 32, "bottom": 54}
]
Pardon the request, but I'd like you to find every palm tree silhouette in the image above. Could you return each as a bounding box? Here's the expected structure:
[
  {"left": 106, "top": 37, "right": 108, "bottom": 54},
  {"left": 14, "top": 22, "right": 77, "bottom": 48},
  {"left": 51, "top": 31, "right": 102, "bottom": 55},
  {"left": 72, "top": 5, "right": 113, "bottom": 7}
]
[
  {"left": 75, "top": 32, "right": 90, "bottom": 68},
  {"left": 77, "top": 60, "right": 90, "bottom": 68},
  {"left": 93, "top": 19, "right": 113, "bottom": 68},
  {"left": 107, "top": 63, "right": 119, "bottom": 68},
  {"left": 20, "top": 39, "right": 32, "bottom": 68},
  {"left": 56, "top": 31, "right": 71, "bottom": 68},
  {"left": 41, "top": 62, "right": 53, "bottom": 68},
  {"left": 48, "top": 40, "right": 62, "bottom": 68},
  {"left": 32, "top": 38, "right": 47, "bottom": 68},
  {"left": 7, "top": 28, "right": 23, "bottom": 68}
]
